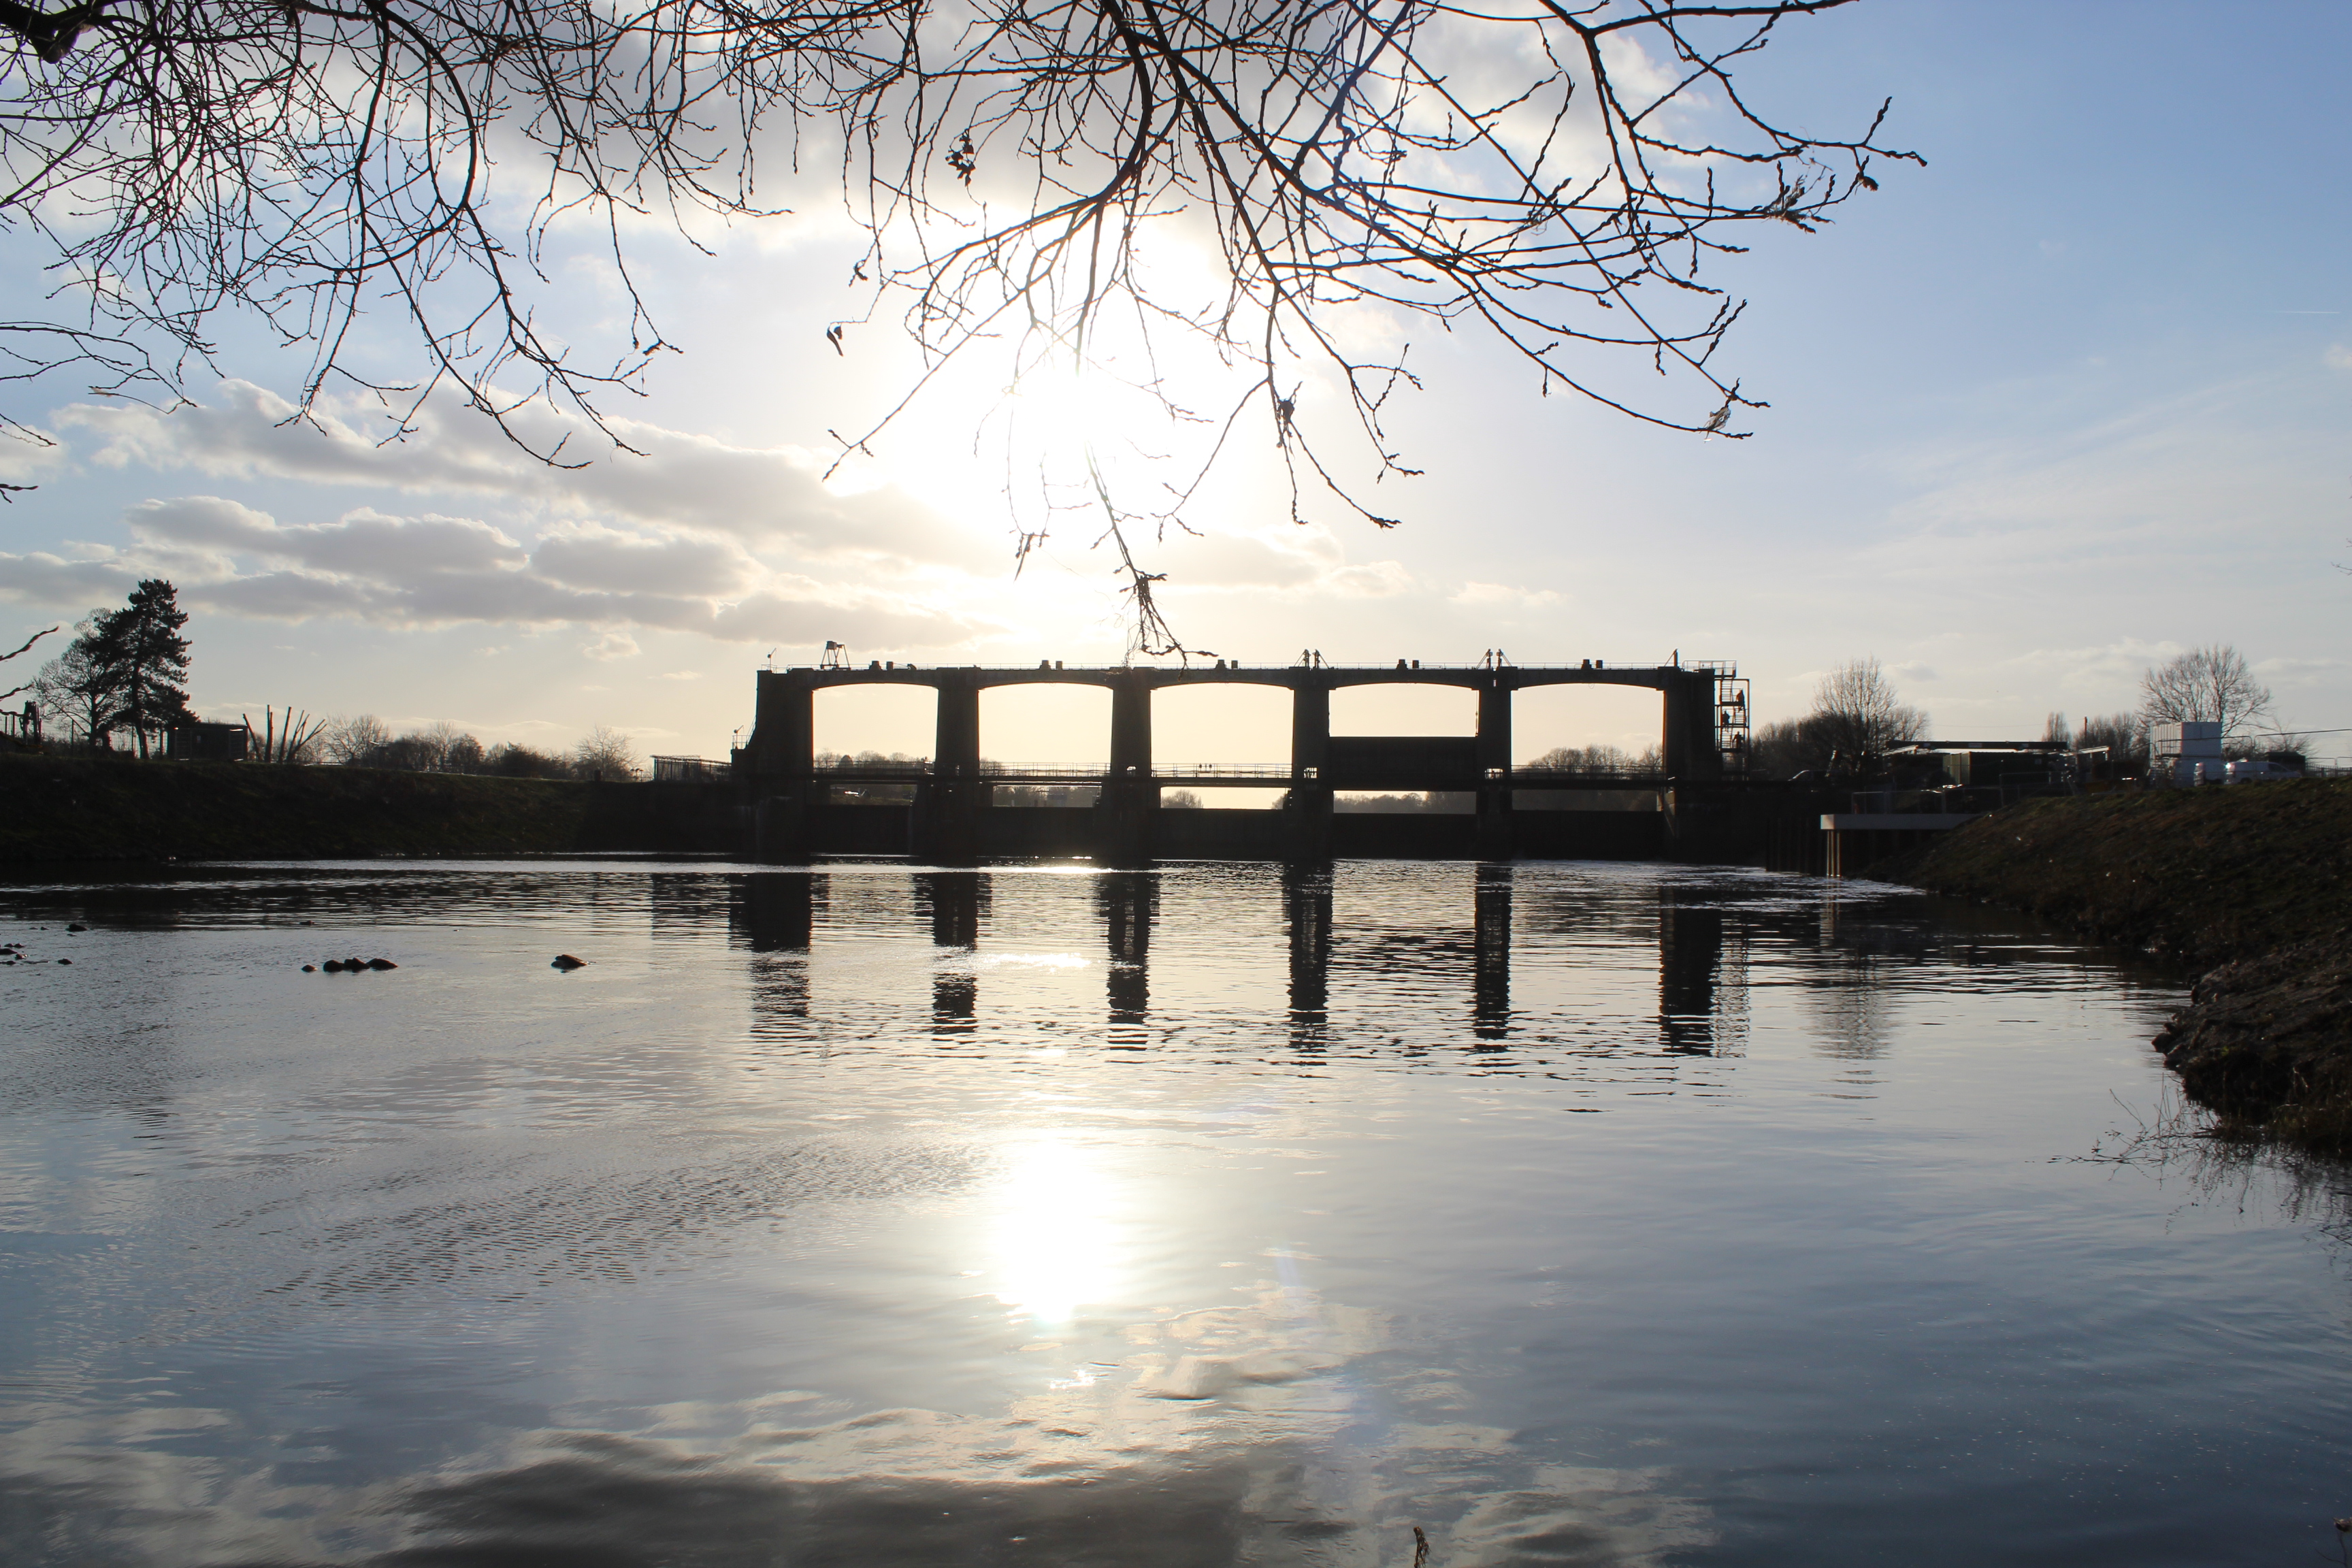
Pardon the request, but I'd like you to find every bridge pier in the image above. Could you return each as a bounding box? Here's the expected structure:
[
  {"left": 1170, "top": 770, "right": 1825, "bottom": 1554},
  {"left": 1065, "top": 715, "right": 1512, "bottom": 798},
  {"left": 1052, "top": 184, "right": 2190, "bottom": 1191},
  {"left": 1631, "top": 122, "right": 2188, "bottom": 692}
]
[
  {"left": 1095, "top": 675, "right": 1156, "bottom": 867},
  {"left": 1286, "top": 683, "right": 1334, "bottom": 862},
  {"left": 745, "top": 672, "right": 816, "bottom": 862},
  {"left": 1475, "top": 679, "right": 1514, "bottom": 858},
  {"left": 1660, "top": 668, "right": 1722, "bottom": 783},
  {"left": 910, "top": 676, "right": 984, "bottom": 864}
]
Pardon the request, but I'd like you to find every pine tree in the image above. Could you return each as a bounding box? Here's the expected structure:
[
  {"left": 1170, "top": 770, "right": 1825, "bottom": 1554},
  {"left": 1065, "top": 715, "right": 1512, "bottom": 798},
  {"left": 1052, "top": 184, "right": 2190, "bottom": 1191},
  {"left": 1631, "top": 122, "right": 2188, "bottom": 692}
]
[{"left": 90, "top": 580, "right": 194, "bottom": 758}]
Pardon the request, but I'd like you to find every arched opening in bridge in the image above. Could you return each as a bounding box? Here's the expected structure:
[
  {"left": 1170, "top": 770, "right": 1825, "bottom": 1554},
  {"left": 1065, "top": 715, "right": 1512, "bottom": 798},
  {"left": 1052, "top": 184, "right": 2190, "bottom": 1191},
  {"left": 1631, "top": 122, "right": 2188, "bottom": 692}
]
[
  {"left": 1153, "top": 684, "right": 1290, "bottom": 810},
  {"left": 981, "top": 685, "right": 1109, "bottom": 808},
  {"left": 979, "top": 685, "right": 1110, "bottom": 768},
  {"left": 1510, "top": 684, "right": 1665, "bottom": 815},
  {"left": 1512, "top": 686, "right": 1665, "bottom": 769},
  {"left": 1330, "top": 683, "right": 1477, "bottom": 814},
  {"left": 813, "top": 683, "right": 935, "bottom": 766}
]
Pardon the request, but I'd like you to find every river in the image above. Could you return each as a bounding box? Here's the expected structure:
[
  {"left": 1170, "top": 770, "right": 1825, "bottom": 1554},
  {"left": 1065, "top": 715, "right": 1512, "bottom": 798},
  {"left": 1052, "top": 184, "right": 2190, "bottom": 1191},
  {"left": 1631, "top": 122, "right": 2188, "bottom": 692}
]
[{"left": 1, "top": 858, "right": 2347, "bottom": 1565}]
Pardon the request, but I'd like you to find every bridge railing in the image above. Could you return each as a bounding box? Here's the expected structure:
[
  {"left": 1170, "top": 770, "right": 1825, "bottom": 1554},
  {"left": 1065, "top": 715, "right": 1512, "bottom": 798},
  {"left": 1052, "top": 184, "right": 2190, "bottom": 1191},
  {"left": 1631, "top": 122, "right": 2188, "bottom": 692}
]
[{"left": 794, "top": 758, "right": 1675, "bottom": 786}]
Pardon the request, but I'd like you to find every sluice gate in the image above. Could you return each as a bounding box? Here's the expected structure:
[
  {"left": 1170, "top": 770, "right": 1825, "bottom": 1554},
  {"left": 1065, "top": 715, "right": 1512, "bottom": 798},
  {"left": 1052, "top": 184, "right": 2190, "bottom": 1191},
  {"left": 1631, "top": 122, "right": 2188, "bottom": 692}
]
[{"left": 736, "top": 659, "right": 1803, "bottom": 865}]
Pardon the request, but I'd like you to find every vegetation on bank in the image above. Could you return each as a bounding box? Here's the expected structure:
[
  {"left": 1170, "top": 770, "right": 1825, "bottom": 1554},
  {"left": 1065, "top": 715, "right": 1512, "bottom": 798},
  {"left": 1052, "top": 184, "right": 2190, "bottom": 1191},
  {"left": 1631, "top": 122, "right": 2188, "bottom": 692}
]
[
  {"left": 1895, "top": 779, "right": 2352, "bottom": 968},
  {"left": 1896, "top": 779, "right": 2352, "bottom": 1146},
  {"left": 0, "top": 754, "right": 730, "bottom": 862}
]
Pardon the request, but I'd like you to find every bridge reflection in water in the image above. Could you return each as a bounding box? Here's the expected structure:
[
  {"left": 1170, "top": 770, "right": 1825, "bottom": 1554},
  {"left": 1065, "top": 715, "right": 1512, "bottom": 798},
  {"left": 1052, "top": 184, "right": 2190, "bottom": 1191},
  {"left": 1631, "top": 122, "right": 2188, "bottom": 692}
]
[{"left": 730, "top": 867, "right": 1746, "bottom": 1057}]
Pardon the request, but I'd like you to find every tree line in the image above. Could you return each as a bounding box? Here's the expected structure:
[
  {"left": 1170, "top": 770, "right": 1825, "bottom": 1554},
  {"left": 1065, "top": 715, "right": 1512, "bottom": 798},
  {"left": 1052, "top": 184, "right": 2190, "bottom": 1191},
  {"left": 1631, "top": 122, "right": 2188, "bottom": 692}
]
[
  {"left": 11, "top": 578, "right": 644, "bottom": 779},
  {"left": 311, "top": 719, "right": 643, "bottom": 782},
  {"left": 1748, "top": 645, "right": 2307, "bottom": 782}
]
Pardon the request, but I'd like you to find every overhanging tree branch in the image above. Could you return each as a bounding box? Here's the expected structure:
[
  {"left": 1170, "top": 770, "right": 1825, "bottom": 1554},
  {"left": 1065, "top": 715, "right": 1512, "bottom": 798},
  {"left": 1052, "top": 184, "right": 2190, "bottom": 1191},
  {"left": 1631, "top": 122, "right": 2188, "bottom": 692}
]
[{"left": 0, "top": 0, "right": 1914, "bottom": 649}]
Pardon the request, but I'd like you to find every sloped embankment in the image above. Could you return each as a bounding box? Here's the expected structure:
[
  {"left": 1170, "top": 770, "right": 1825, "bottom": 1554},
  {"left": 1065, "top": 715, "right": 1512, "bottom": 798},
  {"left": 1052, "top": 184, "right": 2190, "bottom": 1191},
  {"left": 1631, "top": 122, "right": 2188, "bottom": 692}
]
[
  {"left": 0, "top": 755, "right": 737, "bottom": 861},
  {"left": 1897, "top": 779, "right": 2352, "bottom": 1145}
]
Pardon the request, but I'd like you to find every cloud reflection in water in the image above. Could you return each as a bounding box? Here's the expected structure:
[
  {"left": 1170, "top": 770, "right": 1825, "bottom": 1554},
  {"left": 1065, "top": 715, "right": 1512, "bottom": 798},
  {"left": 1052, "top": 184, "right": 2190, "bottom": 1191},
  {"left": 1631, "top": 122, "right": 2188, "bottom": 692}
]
[{"left": 0, "top": 1281, "right": 1710, "bottom": 1567}]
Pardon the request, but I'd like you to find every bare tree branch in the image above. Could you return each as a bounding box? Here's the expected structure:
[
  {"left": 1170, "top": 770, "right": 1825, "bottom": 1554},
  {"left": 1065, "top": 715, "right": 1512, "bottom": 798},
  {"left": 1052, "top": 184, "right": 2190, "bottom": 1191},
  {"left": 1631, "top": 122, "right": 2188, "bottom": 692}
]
[{"left": 0, "top": 0, "right": 1913, "bottom": 649}]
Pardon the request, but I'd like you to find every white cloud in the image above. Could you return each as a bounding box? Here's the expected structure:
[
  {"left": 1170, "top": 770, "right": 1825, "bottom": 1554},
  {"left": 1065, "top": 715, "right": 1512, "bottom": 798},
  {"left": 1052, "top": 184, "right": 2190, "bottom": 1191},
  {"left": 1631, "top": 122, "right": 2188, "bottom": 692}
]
[
  {"left": 0, "top": 495, "right": 1000, "bottom": 649},
  {"left": 582, "top": 632, "right": 641, "bottom": 661},
  {"left": 2327, "top": 344, "right": 2352, "bottom": 370},
  {"left": 1452, "top": 581, "right": 1565, "bottom": 609},
  {"left": 54, "top": 380, "right": 1004, "bottom": 570},
  {"left": 534, "top": 525, "right": 759, "bottom": 597},
  {"left": 1324, "top": 560, "right": 1417, "bottom": 598}
]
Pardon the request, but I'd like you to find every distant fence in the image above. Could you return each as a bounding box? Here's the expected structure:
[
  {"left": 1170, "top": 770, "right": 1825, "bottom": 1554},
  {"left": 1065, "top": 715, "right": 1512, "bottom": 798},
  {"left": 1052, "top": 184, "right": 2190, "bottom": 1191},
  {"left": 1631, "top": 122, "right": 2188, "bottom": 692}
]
[{"left": 652, "top": 755, "right": 732, "bottom": 783}]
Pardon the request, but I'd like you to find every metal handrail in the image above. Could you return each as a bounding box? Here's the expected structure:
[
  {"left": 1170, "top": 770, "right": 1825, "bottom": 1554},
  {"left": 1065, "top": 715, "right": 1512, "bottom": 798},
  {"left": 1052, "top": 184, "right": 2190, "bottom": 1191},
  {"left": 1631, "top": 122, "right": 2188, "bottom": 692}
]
[{"left": 802, "top": 758, "right": 1676, "bottom": 785}]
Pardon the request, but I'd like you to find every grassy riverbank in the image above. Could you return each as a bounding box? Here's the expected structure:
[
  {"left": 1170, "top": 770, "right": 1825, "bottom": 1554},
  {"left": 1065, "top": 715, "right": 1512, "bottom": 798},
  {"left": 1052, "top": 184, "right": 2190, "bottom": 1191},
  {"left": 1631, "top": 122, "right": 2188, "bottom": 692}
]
[
  {"left": 0, "top": 754, "right": 737, "bottom": 861},
  {"left": 1897, "top": 779, "right": 2352, "bottom": 1145}
]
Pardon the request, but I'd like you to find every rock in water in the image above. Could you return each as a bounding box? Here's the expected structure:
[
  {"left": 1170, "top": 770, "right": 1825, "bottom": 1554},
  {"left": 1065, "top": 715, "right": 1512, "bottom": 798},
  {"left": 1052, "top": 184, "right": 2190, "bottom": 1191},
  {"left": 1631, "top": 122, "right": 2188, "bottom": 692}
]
[
  {"left": 367, "top": 958, "right": 397, "bottom": 970},
  {"left": 301, "top": 964, "right": 316, "bottom": 973},
  {"left": 551, "top": 954, "right": 587, "bottom": 970}
]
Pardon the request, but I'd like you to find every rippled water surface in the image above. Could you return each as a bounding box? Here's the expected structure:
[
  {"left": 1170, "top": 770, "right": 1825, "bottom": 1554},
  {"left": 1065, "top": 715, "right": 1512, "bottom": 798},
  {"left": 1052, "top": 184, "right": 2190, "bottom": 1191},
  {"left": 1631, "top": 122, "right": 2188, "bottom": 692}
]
[{"left": 3, "top": 858, "right": 2349, "bottom": 1566}]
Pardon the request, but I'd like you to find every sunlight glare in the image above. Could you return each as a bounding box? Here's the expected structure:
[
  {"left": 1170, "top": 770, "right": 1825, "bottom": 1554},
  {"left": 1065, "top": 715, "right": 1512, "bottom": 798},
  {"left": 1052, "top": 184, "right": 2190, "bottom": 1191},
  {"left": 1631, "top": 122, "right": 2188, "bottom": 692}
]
[{"left": 987, "top": 1135, "right": 1126, "bottom": 1328}]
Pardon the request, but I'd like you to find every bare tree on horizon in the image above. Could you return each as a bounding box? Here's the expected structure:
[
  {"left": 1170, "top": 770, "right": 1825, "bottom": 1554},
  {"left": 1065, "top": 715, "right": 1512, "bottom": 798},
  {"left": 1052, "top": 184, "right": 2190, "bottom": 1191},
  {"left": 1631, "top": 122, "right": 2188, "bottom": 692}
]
[
  {"left": 1807, "top": 656, "right": 1926, "bottom": 775},
  {"left": 2140, "top": 644, "right": 2273, "bottom": 738}
]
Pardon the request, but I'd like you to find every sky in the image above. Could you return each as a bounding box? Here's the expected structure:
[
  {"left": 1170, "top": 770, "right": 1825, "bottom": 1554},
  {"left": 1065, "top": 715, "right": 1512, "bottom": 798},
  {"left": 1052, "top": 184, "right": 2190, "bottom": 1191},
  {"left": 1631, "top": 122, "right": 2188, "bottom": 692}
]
[{"left": 1, "top": 0, "right": 2346, "bottom": 770}]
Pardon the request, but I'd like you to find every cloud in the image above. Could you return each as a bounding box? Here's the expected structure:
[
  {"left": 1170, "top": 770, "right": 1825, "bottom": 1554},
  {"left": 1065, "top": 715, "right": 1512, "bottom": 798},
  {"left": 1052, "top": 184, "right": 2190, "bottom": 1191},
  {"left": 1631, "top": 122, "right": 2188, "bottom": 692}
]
[
  {"left": 1452, "top": 581, "right": 1565, "bottom": 609},
  {"left": 1324, "top": 560, "right": 1417, "bottom": 597},
  {"left": 1, "top": 495, "right": 999, "bottom": 649},
  {"left": 127, "top": 497, "right": 531, "bottom": 578},
  {"left": 55, "top": 380, "right": 1004, "bottom": 570},
  {"left": 583, "top": 632, "right": 640, "bottom": 661},
  {"left": 0, "top": 550, "right": 140, "bottom": 606},
  {"left": 1151, "top": 526, "right": 1336, "bottom": 587},
  {"left": 2328, "top": 344, "right": 2352, "bottom": 371},
  {"left": 534, "top": 525, "right": 758, "bottom": 598}
]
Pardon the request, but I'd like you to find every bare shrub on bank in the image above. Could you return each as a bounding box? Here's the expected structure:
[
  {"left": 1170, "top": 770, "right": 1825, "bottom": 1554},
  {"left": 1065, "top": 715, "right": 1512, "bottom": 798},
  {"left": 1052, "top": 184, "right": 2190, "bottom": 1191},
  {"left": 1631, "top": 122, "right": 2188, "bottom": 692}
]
[
  {"left": 572, "top": 726, "right": 642, "bottom": 782},
  {"left": 321, "top": 715, "right": 391, "bottom": 766}
]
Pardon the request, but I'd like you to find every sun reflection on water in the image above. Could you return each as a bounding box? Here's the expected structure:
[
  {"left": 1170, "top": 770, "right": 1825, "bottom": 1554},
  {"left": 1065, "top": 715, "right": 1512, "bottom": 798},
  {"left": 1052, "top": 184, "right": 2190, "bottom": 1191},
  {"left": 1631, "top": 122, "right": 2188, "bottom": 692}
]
[{"left": 986, "top": 1134, "right": 1126, "bottom": 1327}]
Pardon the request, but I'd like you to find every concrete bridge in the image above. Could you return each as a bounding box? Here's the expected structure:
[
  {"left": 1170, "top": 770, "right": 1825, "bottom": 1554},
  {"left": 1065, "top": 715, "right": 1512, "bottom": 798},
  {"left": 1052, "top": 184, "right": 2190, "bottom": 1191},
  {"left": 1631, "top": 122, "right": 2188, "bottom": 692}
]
[{"left": 738, "top": 658, "right": 1757, "bottom": 864}]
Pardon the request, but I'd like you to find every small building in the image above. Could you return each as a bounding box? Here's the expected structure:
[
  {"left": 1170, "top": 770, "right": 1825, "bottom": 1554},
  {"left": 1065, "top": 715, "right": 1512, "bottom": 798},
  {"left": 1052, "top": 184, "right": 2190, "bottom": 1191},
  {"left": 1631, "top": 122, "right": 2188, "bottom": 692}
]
[
  {"left": 1886, "top": 740, "right": 2074, "bottom": 799},
  {"left": 2151, "top": 721, "right": 2223, "bottom": 785},
  {"left": 166, "top": 721, "right": 249, "bottom": 762}
]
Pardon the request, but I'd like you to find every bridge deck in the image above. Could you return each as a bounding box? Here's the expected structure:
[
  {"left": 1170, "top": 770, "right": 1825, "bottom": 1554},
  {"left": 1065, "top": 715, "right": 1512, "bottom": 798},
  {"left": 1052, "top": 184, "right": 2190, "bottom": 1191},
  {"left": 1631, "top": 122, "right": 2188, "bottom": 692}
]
[
  {"left": 805, "top": 764, "right": 1674, "bottom": 789},
  {"left": 787, "top": 661, "right": 1712, "bottom": 693}
]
